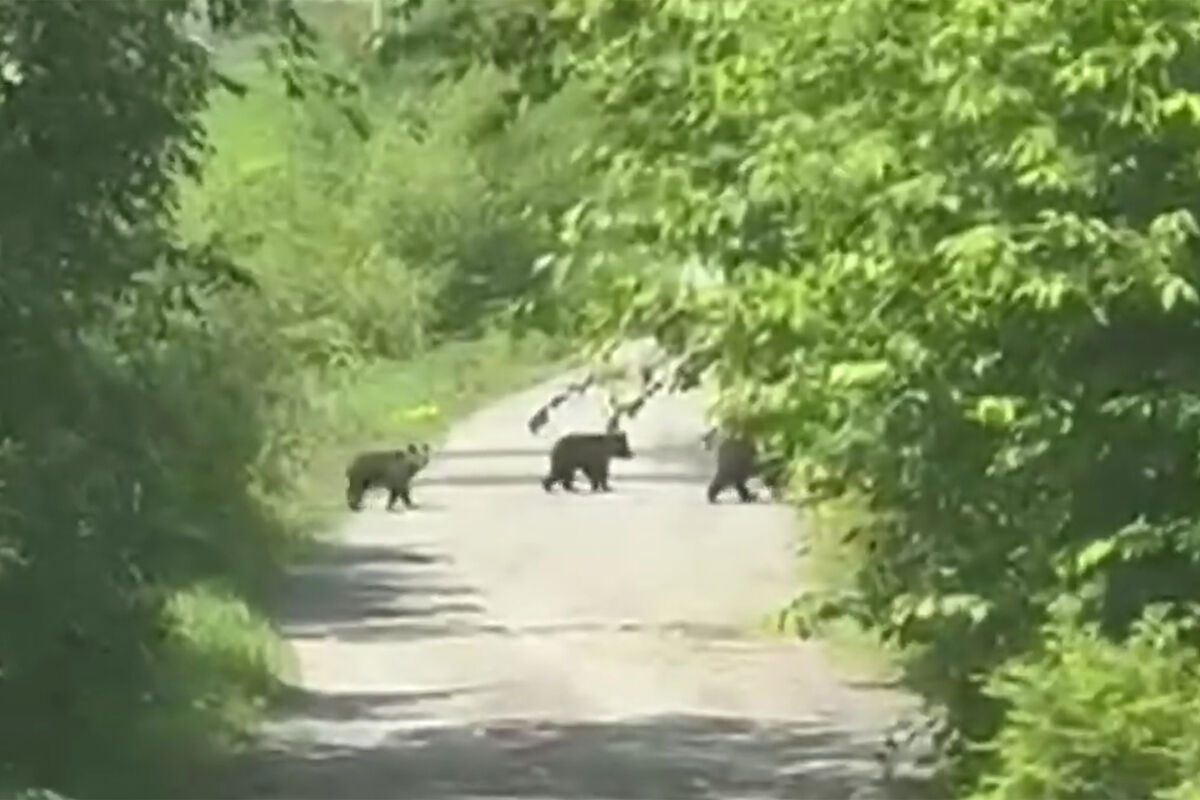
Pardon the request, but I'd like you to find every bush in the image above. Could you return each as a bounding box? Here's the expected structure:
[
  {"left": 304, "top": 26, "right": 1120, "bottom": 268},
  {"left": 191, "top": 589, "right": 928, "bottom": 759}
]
[
  {"left": 0, "top": 1, "right": 315, "bottom": 793},
  {"left": 0, "top": 2, "right": 581, "bottom": 794},
  {"left": 0, "top": 277, "right": 316, "bottom": 797},
  {"left": 179, "top": 65, "right": 439, "bottom": 367},
  {"left": 972, "top": 604, "right": 1200, "bottom": 800},
  {"left": 182, "top": 38, "right": 600, "bottom": 354}
]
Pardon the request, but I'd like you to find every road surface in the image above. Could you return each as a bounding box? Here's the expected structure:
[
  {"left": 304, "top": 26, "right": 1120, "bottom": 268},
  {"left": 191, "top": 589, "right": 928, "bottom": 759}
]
[{"left": 218, "top": 376, "right": 928, "bottom": 799}]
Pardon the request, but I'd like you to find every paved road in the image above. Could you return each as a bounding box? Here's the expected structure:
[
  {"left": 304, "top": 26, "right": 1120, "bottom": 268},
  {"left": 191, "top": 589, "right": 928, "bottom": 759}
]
[{"left": 219, "top": 376, "right": 926, "bottom": 799}]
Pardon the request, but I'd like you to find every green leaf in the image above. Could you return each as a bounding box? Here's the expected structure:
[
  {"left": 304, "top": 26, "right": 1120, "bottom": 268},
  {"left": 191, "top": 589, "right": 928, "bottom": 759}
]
[
  {"left": 1159, "top": 91, "right": 1200, "bottom": 123},
  {"left": 1158, "top": 274, "right": 1199, "bottom": 311},
  {"left": 939, "top": 593, "right": 991, "bottom": 625},
  {"left": 1075, "top": 538, "right": 1118, "bottom": 574},
  {"left": 968, "top": 395, "right": 1022, "bottom": 428},
  {"left": 1013, "top": 274, "right": 1071, "bottom": 311},
  {"left": 828, "top": 359, "right": 891, "bottom": 387}
]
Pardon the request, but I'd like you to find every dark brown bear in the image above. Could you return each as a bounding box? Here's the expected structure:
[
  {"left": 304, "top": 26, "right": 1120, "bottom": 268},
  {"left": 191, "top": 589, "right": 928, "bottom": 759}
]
[
  {"left": 705, "top": 433, "right": 786, "bottom": 503},
  {"left": 542, "top": 431, "right": 634, "bottom": 493}
]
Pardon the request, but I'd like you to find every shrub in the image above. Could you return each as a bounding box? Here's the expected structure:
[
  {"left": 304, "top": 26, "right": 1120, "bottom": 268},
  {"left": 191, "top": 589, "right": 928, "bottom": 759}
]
[
  {"left": 972, "top": 604, "right": 1200, "bottom": 800},
  {"left": 183, "top": 39, "right": 601, "bottom": 353},
  {"left": 0, "top": 278, "right": 314, "bottom": 796}
]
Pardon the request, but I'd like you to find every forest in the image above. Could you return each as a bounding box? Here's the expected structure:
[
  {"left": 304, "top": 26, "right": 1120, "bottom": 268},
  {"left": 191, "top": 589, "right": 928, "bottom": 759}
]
[{"left": 4, "top": 0, "right": 1200, "bottom": 798}]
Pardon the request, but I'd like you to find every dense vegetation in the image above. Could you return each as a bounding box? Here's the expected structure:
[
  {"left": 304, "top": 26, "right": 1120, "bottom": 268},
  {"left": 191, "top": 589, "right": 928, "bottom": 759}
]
[
  {"left": 0, "top": 1, "right": 581, "bottom": 795},
  {"left": 382, "top": 0, "right": 1200, "bottom": 796},
  {"left": 10, "top": 0, "right": 1200, "bottom": 796}
]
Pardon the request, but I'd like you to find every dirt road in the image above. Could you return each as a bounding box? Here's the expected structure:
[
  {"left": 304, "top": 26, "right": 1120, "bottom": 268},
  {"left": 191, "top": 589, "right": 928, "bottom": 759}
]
[{"left": 219, "top": 377, "right": 928, "bottom": 799}]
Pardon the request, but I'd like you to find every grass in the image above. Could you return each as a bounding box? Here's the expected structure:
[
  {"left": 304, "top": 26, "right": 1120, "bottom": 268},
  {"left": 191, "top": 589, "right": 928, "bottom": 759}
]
[
  {"left": 751, "top": 487, "right": 904, "bottom": 685},
  {"left": 803, "top": 499, "right": 903, "bottom": 682}
]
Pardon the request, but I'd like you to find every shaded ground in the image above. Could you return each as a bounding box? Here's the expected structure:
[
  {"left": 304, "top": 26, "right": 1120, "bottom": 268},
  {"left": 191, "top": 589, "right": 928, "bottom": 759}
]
[{"left": 216, "top": 377, "right": 931, "bottom": 799}]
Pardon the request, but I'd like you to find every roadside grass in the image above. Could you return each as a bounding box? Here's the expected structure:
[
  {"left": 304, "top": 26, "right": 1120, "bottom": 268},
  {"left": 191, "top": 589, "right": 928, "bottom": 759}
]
[
  {"left": 798, "top": 494, "right": 904, "bottom": 682},
  {"left": 795, "top": 491, "right": 903, "bottom": 681},
  {"left": 750, "top": 486, "right": 904, "bottom": 685}
]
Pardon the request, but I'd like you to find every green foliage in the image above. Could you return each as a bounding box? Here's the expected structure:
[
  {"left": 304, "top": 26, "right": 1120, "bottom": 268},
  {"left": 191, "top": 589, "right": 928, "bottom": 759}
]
[
  {"left": 0, "top": 282, "right": 308, "bottom": 797},
  {"left": 0, "top": 1, "right": 316, "bottom": 793},
  {"left": 971, "top": 604, "right": 1200, "bottom": 800},
  {"left": 180, "top": 70, "right": 438, "bottom": 365},
  {"left": 405, "top": 0, "right": 1200, "bottom": 790},
  {"left": 145, "top": 582, "right": 293, "bottom": 771},
  {"left": 0, "top": 0, "right": 580, "bottom": 795},
  {"left": 183, "top": 35, "right": 600, "bottom": 348}
]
